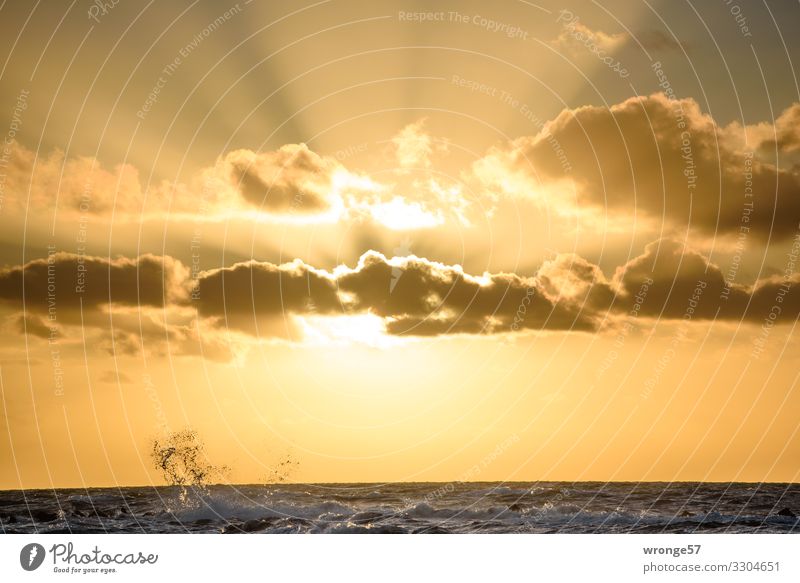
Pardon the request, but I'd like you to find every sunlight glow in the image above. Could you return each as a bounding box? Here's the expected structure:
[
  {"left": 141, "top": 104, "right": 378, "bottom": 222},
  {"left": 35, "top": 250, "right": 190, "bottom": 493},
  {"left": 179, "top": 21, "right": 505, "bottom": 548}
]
[
  {"left": 367, "top": 197, "right": 444, "bottom": 230},
  {"left": 296, "top": 313, "right": 403, "bottom": 348}
]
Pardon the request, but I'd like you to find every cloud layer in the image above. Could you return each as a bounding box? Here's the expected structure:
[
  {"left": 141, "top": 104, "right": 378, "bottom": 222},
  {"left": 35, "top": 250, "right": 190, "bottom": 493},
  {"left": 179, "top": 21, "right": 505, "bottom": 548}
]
[
  {"left": 4, "top": 235, "right": 799, "bottom": 361},
  {"left": 476, "top": 93, "right": 800, "bottom": 240},
  {"left": 6, "top": 95, "right": 800, "bottom": 245},
  {"left": 194, "top": 251, "right": 593, "bottom": 337}
]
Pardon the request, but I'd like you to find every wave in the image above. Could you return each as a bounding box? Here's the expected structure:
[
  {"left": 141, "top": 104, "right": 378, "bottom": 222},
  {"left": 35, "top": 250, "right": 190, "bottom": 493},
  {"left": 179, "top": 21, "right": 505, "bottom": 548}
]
[{"left": 2, "top": 482, "right": 798, "bottom": 533}]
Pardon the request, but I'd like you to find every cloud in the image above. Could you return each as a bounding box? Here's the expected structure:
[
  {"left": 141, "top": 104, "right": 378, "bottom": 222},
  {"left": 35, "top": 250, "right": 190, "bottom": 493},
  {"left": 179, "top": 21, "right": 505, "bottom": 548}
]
[
  {"left": 772, "top": 104, "right": 800, "bottom": 153},
  {"left": 94, "top": 308, "right": 242, "bottom": 362},
  {"left": 14, "top": 314, "right": 52, "bottom": 339},
  {"left": 0, "top": 252, "right": 202, "bottom": 355},
  {"left": 613, "top": 238, "right": 800, "bottom": 323},
  {"left": 2, "top": 236, "right": 800, "bottom": 357},
  {"left": 2, "top": 141, "right": 348, "bottom": 219},
  {"left": 388, "top": 119, "right": 444, "bottom": 169},
  {"left": 171, "top": 238, "right": 800, "bottom": 340},
  {"left": 98, "top": 370, "right": 133, "bottom": 384},
  {"left": 3, "top": 143, "right": 144, "bottom": 215},
  {"left": 475, "top": 93, "right": 800, "bottom": 240},
  {"left": 537, "top": 253, "right": 616, "bottom": 311},
  {"left": 8, "top": 100, "right": 799, "bottom": 243},
  {"left": 635, "top": 30, "right": 685, "bottom": 52},
  {"left": 339, "top": 252, "right": 593, "bottom": 335},
  {"left": 215, "top": 144, "right": 340, "bottom": 213},
  {"left": 5, "top": 140, "right": 449, "bottom": 230},
  {"left": 552, "top": 12, "right": 683, "bottom": 54},
  {"left": 0, "top": 252, "right": 188, "bottom": 317},
  {"left": 727, "top": 103, "right": 800, "bottom": 155},
  {"left": 0, "top": 253, "right": 227, "bottom": 360},
  {"left": 194, "top": 251, "right": 596, "bottom": 337},
  {"left": 613, "top": 239, "right": 747, "bottom": 319},
  {"left": 192, "top": 257, "right": 339, "bottom": 338},
  {"left": 1, "top": 142, "right": 240, "bottom": 218},
  {"left": 553, "top": 17, "right": 627, "bottom": 53},
  {"left": 359, "top": 197, "right": 444, "bottom": 230}
]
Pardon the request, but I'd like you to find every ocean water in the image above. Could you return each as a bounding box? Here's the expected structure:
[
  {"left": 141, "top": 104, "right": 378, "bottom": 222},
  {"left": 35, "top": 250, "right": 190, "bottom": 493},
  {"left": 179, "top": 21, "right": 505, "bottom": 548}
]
[{"left": 1, "top": 482, "right": 798, "bottom": 534}]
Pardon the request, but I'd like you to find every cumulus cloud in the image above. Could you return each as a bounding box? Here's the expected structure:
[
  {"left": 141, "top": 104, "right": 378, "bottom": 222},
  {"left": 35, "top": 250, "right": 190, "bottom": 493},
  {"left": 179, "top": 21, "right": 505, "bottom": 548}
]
[
  {"left": 0, "top": 252, "right": 188, "bottom": 315},
  {"left": 1, "top": 142, "right": 241, "bottom": 218},
  {"left": 192, "top": 257, "right": 339, "bottom": 338},
  {"left": 771, "top": 104, "right": 800, "bottom": 153},
  {"left": 613, "top": 239, "right": 747, "bottom": 319},
  {"left": 2, "top": 237, "right": 800, "bottom": 357},
  {"left": 0, "top": 252, "right": 245, "bottom": 360},
  {"left": 725, "top": 103, "right": 800, "bottom": 156},
  {"left": 8, "top": 100, "right": 799, "bottom": 243},
  {"left": 194, "top": 250, "right": 596, "bottom": 337},
  {"left": 0, "top": 249, "right": 597, "bottom": 346},
  {"left": 475, "top": 93, "right": 800, "bottom": 240},
  {"left": 2, "top": 141, "right": 352, "bottom": 219},
  {"left": 339, "top": 252, "right": 593, "bottom": 335},
  {"left": 214, "top": 144, "right": 340, "bottom": 213},
  {"left": 613, "top": 238, "right": 800, "bottom": 323},
  {"left": 4, "top": 140, "right": 451, "bottom": 230},
  {"left": 152, "top": 239, "right": 800, "bottom": 340},
  {"left": 0, "top": 252, "right": 194, "bottom": 357},
  {"left": 537, "top": 253, "right": 616, "bottom": 311}
]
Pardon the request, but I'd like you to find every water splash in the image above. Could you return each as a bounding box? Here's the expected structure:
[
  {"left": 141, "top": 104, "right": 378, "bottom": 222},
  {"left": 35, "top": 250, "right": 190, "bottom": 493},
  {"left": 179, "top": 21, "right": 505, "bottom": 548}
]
[
  {"left": 150, "top": 429, "right": 229, "bottom": 504},
  {"left": 261, "top": 452, "right": 299, "bottom": 484}
]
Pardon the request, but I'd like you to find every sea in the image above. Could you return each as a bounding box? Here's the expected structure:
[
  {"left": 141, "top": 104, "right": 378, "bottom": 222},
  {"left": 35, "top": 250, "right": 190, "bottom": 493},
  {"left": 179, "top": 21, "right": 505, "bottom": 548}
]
[{"left": 1, "top": 482, "right": 798, "bottom": 534}]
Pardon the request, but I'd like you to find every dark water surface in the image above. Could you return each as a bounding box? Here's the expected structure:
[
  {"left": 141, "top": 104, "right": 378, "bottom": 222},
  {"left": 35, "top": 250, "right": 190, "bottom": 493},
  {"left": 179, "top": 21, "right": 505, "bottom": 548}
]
[{"left": 1, "top": 482, "right": 798, "bottom": 533}]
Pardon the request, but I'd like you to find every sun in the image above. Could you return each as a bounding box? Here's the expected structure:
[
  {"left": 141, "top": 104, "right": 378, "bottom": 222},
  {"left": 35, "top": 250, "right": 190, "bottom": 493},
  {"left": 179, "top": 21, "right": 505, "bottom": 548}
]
[{"left": 297, "top": 313, "right": 402, "bottom": 348}]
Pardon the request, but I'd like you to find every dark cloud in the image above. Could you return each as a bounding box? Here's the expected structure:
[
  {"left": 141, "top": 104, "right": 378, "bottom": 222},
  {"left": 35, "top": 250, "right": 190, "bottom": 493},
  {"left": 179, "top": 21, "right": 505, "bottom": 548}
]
[
  {"left": 4, "top": 240, "right": 799, "bottom": 352},
  {"left": 614, "top": 239, "right": 748, "bottom": 319},
  {"left": 613, "top": 238, "right": 800, "bottom": 323},
  {"left": 194, "top": 242, "right": 800, "bottom": 340},
  {"left": 98, "top": 370, "right": 133, "bottom": 384},
  {"left": 0, "top": 252, "right": 188, "bottom": 317},
  {"left": 482, "top": 93, "right": 800, "bottom": 240},
  {"left": 635, "top": 30, "right": 685, "bottom": 52},
  {"left": 15, "top": 314, "right": 53, "bottom": 339},
  {"left": 193, "top": 258, "right": 339, "bottom": 337},
  {"left": 338, "top": 252, "right": 594, "bottom": 335},
  {"left": 0, "top": 252, "right": 229, "bottom": 360},
  {"left": 760, "top": 103, "right": 800, "bottom": 154},
  {"left": 223, "top": 144, "right": 336, "bottom": 213},
  {"left": 536, "top": 253, "right": 617, "bottom": 313},
  {"left": 195, "top": 251, "right": 597, "bottom": 337}
]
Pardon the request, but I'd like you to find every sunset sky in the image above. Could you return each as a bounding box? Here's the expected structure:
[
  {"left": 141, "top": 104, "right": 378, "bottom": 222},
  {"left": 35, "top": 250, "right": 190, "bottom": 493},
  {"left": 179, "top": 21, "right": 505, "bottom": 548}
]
[{"left": 1, "top": 0, "right": 799, "bottom": 489}]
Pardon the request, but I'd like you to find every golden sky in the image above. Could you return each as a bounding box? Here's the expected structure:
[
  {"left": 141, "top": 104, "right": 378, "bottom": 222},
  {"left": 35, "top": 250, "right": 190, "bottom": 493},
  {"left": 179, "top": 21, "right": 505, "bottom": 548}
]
[{"left": 1, "top": 0, "right": 799, "bottom": 488}]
